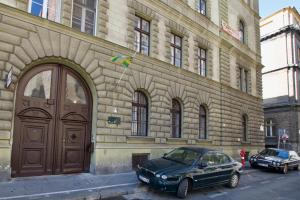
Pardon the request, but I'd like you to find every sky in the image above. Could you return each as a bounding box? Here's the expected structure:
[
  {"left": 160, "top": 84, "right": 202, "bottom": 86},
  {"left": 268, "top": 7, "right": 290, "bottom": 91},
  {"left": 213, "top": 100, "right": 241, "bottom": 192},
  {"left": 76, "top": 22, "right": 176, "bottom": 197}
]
[{"left": 259, "top": 0, "right": 300, "bottom": 18}]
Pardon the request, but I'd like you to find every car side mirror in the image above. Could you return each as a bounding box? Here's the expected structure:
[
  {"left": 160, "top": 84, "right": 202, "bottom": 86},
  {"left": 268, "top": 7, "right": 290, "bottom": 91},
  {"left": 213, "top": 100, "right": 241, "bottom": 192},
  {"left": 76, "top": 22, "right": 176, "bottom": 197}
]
[
  {"left": 163, "top": 153, "right": 167, "bottom": 157},
  {"left": 198, "top": 162, "right": 208, "bottom": 169}
]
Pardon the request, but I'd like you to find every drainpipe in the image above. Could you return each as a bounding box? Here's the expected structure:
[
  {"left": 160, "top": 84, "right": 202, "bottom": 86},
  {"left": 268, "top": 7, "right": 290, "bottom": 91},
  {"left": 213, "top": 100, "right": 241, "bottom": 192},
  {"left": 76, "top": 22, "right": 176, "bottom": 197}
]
[
  {"left": 291, "top": 31, "right": 295, "bottom": 65},
  {"left": 219, "top": 48, "right": 223, "bottom": 147}
]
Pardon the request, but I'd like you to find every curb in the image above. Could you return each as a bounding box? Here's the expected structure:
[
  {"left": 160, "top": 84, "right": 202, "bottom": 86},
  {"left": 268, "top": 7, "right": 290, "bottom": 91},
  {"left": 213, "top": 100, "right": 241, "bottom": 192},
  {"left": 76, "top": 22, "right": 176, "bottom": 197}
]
[{"left": 0, "top": 182, "right": 139, "bottom": 200}]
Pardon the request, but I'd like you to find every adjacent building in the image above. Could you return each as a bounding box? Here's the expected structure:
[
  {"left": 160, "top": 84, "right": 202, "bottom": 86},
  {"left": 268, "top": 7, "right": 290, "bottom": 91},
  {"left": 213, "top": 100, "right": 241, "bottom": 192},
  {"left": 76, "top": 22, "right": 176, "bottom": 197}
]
[
  {"left": 261, "top": 7, "right": 300, "bottom": 152},
  {"left": 0, "top": 0, "right": 263, "bottom": 180}
]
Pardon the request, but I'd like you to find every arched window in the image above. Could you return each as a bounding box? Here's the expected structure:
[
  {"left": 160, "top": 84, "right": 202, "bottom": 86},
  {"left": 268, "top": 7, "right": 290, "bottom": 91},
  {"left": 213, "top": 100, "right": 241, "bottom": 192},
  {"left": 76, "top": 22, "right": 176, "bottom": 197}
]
[
  {"left": 242, "top": 114, "right": 248, "bottom": 141},
  {"left": 199, "top": 105, "right": 207, "bottom": 139},
  {"left": 132, "top": 91, "right": 148, "bottom": 136},
  {"left": 171, "top": 99, "right": 181, "bottom": 138},
  {"left": 239, "top": 20, "right": 245, "bottom": 44}
]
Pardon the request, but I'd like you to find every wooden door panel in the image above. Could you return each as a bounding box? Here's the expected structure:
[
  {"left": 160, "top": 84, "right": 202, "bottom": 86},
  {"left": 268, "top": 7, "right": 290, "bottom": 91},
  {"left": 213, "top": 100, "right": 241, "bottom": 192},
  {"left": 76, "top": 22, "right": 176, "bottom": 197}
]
[
  {"left": 15, "top": 119, "right": 52, "bottom": 177},
  {"left": 61, "top": 122, "right": 87, "bottom": 173},
  {"left": 12, "top": 64, "right": 92, "bottom": 177},
  {"left": 57, "top": 68, "right": 92, "bottom": 173}
]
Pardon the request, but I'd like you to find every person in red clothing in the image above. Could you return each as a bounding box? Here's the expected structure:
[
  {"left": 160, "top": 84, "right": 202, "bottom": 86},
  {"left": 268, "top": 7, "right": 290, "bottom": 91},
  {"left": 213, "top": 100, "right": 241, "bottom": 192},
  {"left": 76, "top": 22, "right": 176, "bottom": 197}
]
[{"left": 240, "top": 147, "right": 246, "bottom": 169}]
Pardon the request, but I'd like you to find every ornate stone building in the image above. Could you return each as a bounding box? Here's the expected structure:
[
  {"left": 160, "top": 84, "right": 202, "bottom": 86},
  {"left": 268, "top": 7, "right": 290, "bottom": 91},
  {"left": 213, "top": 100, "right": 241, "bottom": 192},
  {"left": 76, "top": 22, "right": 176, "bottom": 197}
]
[{"left": 0, "top": 0, "right": 263, "bottom": 180}]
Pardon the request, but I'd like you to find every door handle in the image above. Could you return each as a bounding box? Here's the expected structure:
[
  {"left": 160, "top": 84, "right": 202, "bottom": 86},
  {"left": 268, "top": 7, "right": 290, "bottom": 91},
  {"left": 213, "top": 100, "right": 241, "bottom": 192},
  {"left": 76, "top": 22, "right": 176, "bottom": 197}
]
[{"left": 87, "top": 142, "right": 94, "bottom": 153}]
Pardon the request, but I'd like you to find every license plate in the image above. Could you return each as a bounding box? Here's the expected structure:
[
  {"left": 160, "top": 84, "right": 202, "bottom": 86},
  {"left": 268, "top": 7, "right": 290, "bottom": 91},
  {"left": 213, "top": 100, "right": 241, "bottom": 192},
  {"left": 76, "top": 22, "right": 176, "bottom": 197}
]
[
  {"left": 139, "top": 175, "right": 150, "bottom": 183},
  {"left": 258, "top": 163, "right": 268, "bottom": 167}
]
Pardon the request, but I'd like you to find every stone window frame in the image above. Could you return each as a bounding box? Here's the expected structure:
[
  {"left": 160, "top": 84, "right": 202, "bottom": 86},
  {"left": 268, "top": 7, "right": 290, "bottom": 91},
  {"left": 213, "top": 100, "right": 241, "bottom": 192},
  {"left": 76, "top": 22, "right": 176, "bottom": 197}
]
[
  {"left": 194, "top": 0, "right": 211, "bottom": 19},
  {"left": 61, "top": 0, "right": 108, "bottom": 38},
  {"left": 127, "top": 0, "right": 159, "bottom": 58},
  {"left": 197, "top": 47, "right": 206, "bottom": 76},
  {"left": 71, "top": 0, "right": 98, "bottom": 35},
  {"left": 237, "top": 16, "right": 248, "bottom": 45},
  {"left": 236, "top": 60, "right": 251, "bottom": 94},
  {"left": 171, "top": 98, "right": 182, "bottom": 138},
  {"left": 134, "top": 15, "right": 150, "bottom": 56},
  {"left": 193, "top": 36, "right": 213, "bottom": 78},
  {"left": 165, "top": 20, "right": 189, "bottom": 70},
  {"left": 27, "top": 0, "right": 61, "bottom": 22},
  {"left": 170, "top": 33, "right": 183, "bottom": 68},
  {"left": 242, "top": 114, "right": 248, "bottom": 142},
  {"left": 199, "top": 104, "right": 208, "bottom": 140}
]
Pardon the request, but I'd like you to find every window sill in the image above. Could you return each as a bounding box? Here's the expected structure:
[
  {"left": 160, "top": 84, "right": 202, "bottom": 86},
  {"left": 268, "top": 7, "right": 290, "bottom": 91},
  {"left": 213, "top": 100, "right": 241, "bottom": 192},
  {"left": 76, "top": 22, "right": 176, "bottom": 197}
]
[
  {"left": 126, "top": 136, "right": 155, "bottom": 144},
  {"left": 241, "top": 141, "right": 251, "bottom": 144},
  {"left": 196, "top": 139, "right": 213, "bottom": 144},
  {"left": 167, "top": 138, "right": 189, "bottom": 144}
]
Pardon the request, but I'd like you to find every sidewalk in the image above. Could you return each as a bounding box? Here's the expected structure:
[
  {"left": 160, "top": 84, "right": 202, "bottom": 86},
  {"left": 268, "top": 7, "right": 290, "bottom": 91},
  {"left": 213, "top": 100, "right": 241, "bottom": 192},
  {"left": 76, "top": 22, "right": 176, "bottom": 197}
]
[
  {"left": 0, "top": 163, "right": 256, "bottom": 200},
  {"left": 0, "top": 172, "right": 139, "bottom": 200}
]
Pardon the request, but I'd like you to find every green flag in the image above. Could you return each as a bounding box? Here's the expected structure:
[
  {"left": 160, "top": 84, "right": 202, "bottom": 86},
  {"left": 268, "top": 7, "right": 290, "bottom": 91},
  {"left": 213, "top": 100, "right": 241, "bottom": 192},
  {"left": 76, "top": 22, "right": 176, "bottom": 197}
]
[{"left": 111, "top": 54, "right": 132, "bottom": 68}]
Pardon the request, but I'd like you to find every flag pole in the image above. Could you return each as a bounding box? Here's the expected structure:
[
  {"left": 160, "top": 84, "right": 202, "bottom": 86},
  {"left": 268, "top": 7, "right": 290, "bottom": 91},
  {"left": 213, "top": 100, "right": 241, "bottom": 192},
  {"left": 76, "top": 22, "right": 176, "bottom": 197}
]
[{"left": 112, "top": 50, "right": 138, "bottom": 92}]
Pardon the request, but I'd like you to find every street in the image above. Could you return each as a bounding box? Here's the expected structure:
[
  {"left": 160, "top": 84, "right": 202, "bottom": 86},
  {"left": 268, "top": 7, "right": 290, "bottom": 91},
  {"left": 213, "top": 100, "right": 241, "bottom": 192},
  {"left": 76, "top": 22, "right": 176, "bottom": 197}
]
[{"left": 104, "top": 169, "right": 300, "bottom": 200}]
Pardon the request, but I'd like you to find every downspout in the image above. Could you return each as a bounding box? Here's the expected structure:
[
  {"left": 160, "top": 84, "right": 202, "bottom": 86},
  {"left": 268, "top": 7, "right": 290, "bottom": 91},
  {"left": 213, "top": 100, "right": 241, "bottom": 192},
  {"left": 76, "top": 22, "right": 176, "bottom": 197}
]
[
  {"left": 291, "top": 31, "right": 295, "bottom": 65},
  {"left": 286, "top": 32, "right": 289, "bottom": 66},
  {"left": 219, "top": 48, "right": 223, "bottom": 147}
]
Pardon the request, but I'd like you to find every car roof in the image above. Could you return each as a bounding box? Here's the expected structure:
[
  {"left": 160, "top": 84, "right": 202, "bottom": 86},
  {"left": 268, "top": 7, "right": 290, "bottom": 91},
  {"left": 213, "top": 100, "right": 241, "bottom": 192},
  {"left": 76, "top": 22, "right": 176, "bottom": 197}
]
[
  {"left": 180, "top": 146, "right": 215, "bottom": 154},
  {"left": 267, "top": 148, "right": 288, "bottom": 152}
]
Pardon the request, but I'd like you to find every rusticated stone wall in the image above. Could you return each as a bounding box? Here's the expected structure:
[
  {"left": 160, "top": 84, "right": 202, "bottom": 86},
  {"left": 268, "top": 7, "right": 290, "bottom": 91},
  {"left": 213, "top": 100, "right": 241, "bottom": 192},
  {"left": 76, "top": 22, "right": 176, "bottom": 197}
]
[{"left": 0, "top": 1, "right": 263, "bottom": 178}]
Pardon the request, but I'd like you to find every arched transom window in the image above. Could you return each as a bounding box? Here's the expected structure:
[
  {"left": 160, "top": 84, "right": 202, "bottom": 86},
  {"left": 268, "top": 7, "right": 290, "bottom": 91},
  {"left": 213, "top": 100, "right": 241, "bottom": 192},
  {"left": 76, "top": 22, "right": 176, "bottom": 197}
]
[
  {"left": 132, "top": 91, "right": 148, "bottom": 136},
  {"left": 171, "top": 99, "right": 181, "bottom": 138}
]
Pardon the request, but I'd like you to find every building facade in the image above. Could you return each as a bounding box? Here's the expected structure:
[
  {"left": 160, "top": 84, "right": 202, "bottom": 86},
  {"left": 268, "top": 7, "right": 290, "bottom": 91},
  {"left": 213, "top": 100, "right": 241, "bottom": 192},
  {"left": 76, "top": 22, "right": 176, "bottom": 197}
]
[
  {"left": 261, "top": 7, "right": 300, "bottom": 152},
  {"left": 0, "top": 0, "right": 263, "bottom": 180}
]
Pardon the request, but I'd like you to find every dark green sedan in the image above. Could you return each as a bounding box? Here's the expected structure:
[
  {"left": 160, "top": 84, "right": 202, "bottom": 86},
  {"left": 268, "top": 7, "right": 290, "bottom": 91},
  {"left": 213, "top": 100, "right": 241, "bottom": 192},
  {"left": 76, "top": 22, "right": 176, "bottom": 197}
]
[{"left": 136, "top": 147, "right": 242, "bottom": 198}]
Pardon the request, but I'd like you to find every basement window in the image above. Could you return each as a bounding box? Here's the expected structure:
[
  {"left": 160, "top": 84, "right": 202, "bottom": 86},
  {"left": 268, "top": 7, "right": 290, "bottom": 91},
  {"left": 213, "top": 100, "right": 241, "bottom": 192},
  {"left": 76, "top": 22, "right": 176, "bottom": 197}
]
[{"left": 132, "top": 153, "right": 149, "bottom": 170}]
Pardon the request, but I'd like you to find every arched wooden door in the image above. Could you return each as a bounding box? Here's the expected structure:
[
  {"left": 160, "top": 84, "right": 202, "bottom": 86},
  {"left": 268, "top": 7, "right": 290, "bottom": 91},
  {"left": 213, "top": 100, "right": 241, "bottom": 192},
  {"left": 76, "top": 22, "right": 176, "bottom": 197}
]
[{"left": 11, "top": 64, "right": 92, "bottom": 177}]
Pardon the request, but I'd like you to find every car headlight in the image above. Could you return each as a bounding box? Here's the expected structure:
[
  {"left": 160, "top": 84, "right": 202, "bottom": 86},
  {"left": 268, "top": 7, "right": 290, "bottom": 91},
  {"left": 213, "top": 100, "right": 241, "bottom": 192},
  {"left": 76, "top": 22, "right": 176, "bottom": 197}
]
[
  {"left": 254, "top": 158, "right": 257, "bottom": 162},
  {"left": 156, "top": 174, "right": 160, "bottom": 178},
  {"left": 272, "top": 161, "right": 275, "bottom": 166},
  {"left": 161, "top": 175, "right": 167, "bottom": 180},
  {"left": 276, "top": 162, "right": 280, "bottom": 166}
]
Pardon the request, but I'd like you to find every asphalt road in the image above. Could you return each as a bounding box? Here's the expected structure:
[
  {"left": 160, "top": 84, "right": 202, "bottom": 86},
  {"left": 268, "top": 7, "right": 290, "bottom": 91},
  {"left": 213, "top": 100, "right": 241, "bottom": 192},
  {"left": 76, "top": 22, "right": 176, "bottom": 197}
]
[{"left": 104, "top": 169, "right": 300, "bottom": 200}]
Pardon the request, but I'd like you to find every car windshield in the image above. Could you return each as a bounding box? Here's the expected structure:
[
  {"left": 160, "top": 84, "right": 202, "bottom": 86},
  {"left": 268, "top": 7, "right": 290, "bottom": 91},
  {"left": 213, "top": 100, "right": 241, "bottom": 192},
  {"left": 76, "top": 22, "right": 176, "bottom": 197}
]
[
  {"left": 163, "top": 148, "right": 200, "bottom": 165},
  {"left": 260, "top": 149, "right": 289, "bottom": 159}
]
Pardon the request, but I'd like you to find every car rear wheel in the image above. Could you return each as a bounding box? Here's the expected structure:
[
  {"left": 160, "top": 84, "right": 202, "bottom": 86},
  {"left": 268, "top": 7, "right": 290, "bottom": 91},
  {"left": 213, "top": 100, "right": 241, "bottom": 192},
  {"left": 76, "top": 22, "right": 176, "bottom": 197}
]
[
  {"left": 227, "top": 173, "right": 240, "bottom": 188},
  {"left": 282, "top": 164, "right": 288, "bottom": 174},
  {"left": 177, "top": 178, "right": 189, "bottom": 199}
]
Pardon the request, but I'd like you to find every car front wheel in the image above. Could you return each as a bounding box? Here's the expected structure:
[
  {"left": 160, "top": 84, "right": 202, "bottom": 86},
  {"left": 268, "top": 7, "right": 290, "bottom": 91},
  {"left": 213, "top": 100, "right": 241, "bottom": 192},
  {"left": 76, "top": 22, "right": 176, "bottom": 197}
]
[
  {"left": 177, "top": 178, "right": 189, "bottom": 199},
  {"left": 227, "top": 173, "right": 240, "bottom": 188},
  {"left": 282, "top": 164, "right": 288, "bottom": 174}
]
